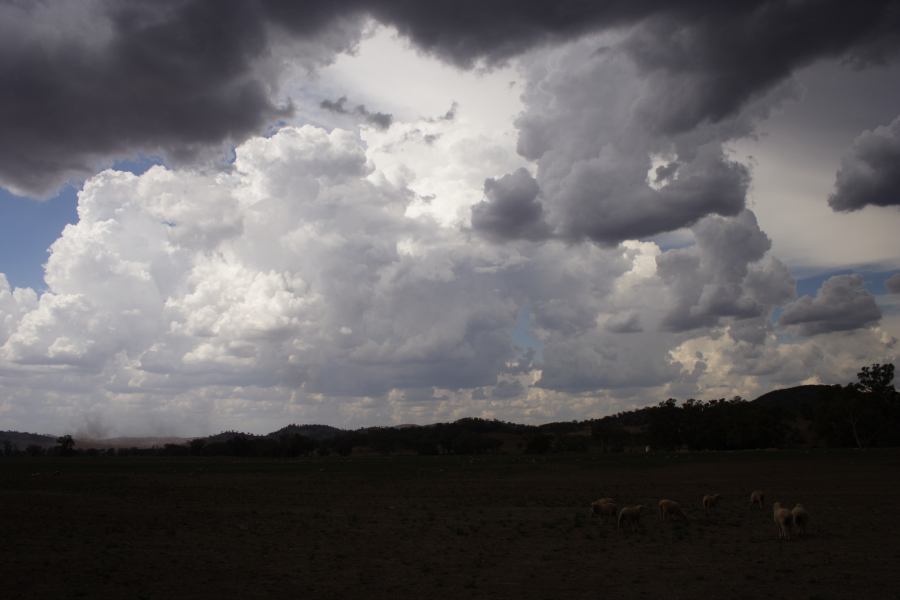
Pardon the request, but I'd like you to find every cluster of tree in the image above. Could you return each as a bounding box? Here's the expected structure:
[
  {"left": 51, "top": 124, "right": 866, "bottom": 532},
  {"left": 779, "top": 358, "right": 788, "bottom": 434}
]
[
  {"left": 812, "top": 363, "right": 900, "bottom": 448},
  {"left": 3, "top": 363, "right": 896, "bottom": 457},
  {"left": 590, "top": 395, "right": 790, "bottom": 452}
]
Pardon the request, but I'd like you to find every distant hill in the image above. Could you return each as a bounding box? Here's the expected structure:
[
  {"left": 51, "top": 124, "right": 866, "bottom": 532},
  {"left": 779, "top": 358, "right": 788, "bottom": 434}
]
[
  {"left": 0, "top": 430, "right": 57, "bottom": 450},
  {"left": 752, "top": 384, "right": 845, "bottom": 413}
]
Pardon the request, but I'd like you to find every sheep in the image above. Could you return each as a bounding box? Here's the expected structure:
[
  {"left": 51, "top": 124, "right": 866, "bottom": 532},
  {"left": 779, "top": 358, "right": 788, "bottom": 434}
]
[
  {"left": 750, "top": 490, "right": 765, "bottom": 509},
  {"left": 589, "top": 497, "right": 615, "bottom": 516},
  {"left": 791, "top": 504, "right": 809, "bottom": 536},
  {"left": 658, "top": 499, "right": 688, "bottom": 521},
  {"left": 773, "top": 502, "right": 793, "bottom": 540},
  {"left": 618, "top": 505, "right": 644, "bottom": 531},
  {"left": 590, "top": 499, "right": 618, "bottom": 523},
  {"left": 702, "top": 494, "right": 721, "bottom": 514}
]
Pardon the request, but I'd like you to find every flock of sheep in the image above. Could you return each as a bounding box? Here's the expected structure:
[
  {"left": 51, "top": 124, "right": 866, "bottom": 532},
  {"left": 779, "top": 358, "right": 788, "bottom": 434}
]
[{"left": 591, "top": 490, "right": 810, "bottom": 540}]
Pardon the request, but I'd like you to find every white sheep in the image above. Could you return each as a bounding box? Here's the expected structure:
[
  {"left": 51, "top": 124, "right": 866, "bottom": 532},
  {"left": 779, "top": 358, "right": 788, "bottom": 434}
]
[
  {"left": 773, "top": 501, "right": 793, "bottom": 540},
  {"left": 590, "top": 499, "right": 618, "bottom": 522},
  {"left": 791, "top": 504, "right": 809, "bottom": 536},
  {"left": 618, "top": 505, "right": 645, "bottom": 531},
  {"left": 658, "top": 499, "right": 688, "bottom": 521},
  {"left": 750, "top": 490, "right": 765, "bottom": 509},
  {"left": 702, "top": 494, "right": 721, "bottom": 514}
]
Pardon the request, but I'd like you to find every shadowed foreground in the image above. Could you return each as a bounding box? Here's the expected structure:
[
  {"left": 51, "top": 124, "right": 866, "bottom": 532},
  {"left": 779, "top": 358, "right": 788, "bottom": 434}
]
[{"left": 3, "top": 450, "right": 900, "bottom": 599}]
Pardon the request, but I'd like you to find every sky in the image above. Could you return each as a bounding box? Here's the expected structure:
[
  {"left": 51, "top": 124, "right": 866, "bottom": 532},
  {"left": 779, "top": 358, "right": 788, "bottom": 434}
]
[{"left": 1, "top": 1, "right": 899, "bottom": 437}]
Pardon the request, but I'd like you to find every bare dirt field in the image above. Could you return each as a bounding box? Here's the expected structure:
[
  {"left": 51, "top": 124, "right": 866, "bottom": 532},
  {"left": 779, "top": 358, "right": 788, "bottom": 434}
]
[{"left": 3, "top": 450, "right": 900, "bottom": 599}]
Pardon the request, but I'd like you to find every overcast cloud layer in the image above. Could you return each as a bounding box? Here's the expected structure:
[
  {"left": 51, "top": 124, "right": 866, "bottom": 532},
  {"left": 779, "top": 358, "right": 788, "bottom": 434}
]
[{"left": 1, "top": 1, "right": 898, "bottom": 434}]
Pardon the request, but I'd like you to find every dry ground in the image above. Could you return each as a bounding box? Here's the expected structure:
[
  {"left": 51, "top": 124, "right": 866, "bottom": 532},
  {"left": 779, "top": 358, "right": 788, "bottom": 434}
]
[{"left": 2, "top": 449, "right": 900, "bottom": 599}]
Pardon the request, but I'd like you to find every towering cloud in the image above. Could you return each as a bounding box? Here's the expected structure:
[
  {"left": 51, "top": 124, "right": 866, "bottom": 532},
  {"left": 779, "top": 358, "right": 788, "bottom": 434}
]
[
  {"left": 482, "top": 36, "right": 757, "bottom": 246},
  {"left": 0, "top": 127, "right": 520, "bottom": 395},
  {"left": 656, "top": 210, "right": 794, "bottom": 332}
]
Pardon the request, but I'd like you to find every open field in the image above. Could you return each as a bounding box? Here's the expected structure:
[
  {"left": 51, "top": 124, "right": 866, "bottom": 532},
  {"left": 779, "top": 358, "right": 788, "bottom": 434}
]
[{"left": 3, "top": 450, "right": 900, "bottom": 599}]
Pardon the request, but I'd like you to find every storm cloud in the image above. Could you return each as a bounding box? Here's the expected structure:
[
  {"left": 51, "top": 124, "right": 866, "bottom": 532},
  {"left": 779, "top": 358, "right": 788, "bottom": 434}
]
[
  {"left": 0, "top": 0, "right": 362, "bottom": 197},
  {"left": 623, "top": 2, "right": 900, "bottom": 134},
  {"left": 3, "top": 0, "right": 899, "bottom": 198}
]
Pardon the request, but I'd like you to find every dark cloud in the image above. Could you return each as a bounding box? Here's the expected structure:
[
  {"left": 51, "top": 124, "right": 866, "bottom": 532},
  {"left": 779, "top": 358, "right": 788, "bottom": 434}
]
[
  {"left": 0, "top": 0, "right": 362, "bottom": 197},
  {"left": 374, "top": 1, "right": 898, "bottom": 141},
  {"left": 828, "top": 115, "right": 900, "bottom": 211},
  {"left": 887, "top": 273, "right": 900, "bottom": 294},
  {"left": 369, "top": 1, "right": 899, "bottom": 76},
  {"left": 779, "top": 274, "right": 881, "bottom": 336},
  {"left": 653, "top": 161, "right": 680, "bottom": 185},
  {"left": 3, "top": 0, "right": 898, "bottom": 198},
  {"left": 471, "top": 168, "right": 551, "bottom": 241},
  {"left": 624, "top": 2, "right": 900, "bottom": 134},
  {"left": 363, "top": 1, "right": 666, "bottom": 68},
  {"left": 511, "top": 37, "right": 757, "bottom": 247},
  {"left": 564, "top": 148, "right": 750, "bottom": 245},
  {"left": 320, "top": 96, "right": 393, "bottom": 129}
]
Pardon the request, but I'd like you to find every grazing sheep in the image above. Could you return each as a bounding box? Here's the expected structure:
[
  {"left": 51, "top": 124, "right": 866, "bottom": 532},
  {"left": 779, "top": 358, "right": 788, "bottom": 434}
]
[
  {"left": 791, "top": 504, "right": 809, "bottom": 536},
  {"left": 750, "top": 490, "right": 765, "bottom": 509},
  {"left": 591, "top": 499, "right": 618, "bottom": 522},
  {"left": 658, "top": 499, "right": 688, "bottom": 521},
  {"left": 618, "top": 505, "right": 644, "bottom": 531},
  {"left": 702, "top": 494, "right": 721, "bottom": 514},
  {"left": 773, "top": 502, "right": 793, "bottom": 540}
]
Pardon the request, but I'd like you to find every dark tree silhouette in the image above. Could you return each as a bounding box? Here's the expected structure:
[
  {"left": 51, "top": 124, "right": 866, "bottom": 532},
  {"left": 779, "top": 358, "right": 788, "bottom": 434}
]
[
  {"left": 854, "top": 363, "right": 895, "bottom": 395},
  {"left": 847, "top": 363, "right": 897, "bottom": 448},
  {"left": 55, "top": 435, "right": 75, "bottom": 456}
]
